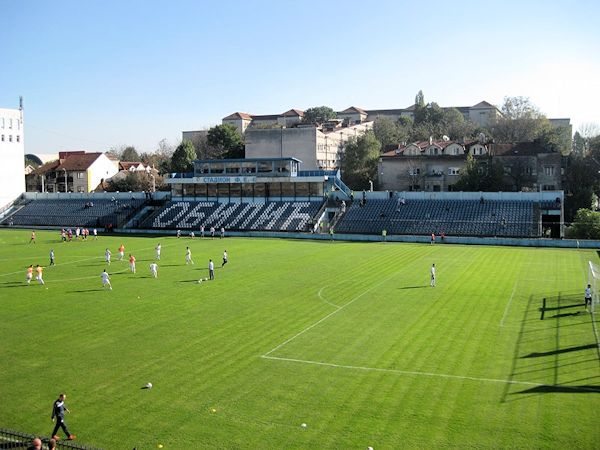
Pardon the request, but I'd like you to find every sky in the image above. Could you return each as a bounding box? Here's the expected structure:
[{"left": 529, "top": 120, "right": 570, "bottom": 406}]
[{"left": 1, "top": 0, "right": 599, "bottom": 155}]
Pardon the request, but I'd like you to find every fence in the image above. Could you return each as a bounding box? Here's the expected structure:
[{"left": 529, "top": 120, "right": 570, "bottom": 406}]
[{"left": 0, "top": 428, "right": 102, "bottom": 450}]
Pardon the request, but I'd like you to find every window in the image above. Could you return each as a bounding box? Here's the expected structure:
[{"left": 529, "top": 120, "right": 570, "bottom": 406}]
[
  {"left": 543, "top": 185, "right": 556, "bottom": 191},
  {"left": 0, "top": 118, "right": 4, "bottom": 128},
  {"left": 9, "top": 135, "right": 12, "bottom": 142},
  {"left": 1, "top": 135, "right": 3, "bottom": 142},
  {"left": 9, "top": 119, "right": 12, "bottom": 129},
  {"left": 16, "top": 135, "right": 20, "bottom": 142},
  {"left": 447, "top": 167, "right": 460, "bottom": 175},
  {"left": 409, "top": 168, "right": 421, "bottom": 176},
  {"left": 544, "top": 166, "right": 555, "bottom": 176},
  {"left": 77, "top": 172, "right": 85, "bottom": 179}
]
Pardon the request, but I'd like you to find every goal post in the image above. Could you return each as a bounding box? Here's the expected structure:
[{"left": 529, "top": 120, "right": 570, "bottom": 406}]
[{"left": 587, "top": 261, "right": 600, "bottom": 313}]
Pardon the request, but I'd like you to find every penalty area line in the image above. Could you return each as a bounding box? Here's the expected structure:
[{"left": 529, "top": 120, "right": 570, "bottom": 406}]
[{"left": 261, "top": 355, "right": 545, "bottom": 388}]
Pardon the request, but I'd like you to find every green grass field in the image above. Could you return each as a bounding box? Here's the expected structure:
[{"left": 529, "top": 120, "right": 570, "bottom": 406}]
[{"left": 0, "top": 229, "right": 599, "bottom": 449}]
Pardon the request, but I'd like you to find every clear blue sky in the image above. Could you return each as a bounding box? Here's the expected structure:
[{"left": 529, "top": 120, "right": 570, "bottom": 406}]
[{"left": 1, "top": 0, "right": 598, "bottom": 155}]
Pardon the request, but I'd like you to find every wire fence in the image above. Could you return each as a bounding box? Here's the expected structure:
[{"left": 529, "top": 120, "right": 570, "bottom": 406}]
[{"left": 0, "top": 428, "right": 103, "bottom": 450}]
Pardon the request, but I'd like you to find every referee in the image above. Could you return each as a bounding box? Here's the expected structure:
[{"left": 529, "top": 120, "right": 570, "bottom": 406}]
[{"left": 51, "top": 393, "right": 76, "bottom": 441}]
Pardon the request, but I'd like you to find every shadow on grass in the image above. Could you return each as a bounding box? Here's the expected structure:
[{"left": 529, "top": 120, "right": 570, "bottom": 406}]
[
  {"left": 398, "top": 285, "right": 428, "bottom": 290},
  {"left": 68, "top": 288, "right": 104, "bottom": 293},
  {"left": 521, "top": 343, "right": 597, "bottom": 358},
  {"left": 512, "top": 384, "right": 600, "bottom": 394}
]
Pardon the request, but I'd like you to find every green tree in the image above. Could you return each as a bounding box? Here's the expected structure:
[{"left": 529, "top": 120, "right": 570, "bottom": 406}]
[
  {"left": 341, "top": 131, "right": 381, "bottom": 190},
  {"left": 206, "top": 124, "right": 244, "bottom": 159},
  {"left": 373, "top": 117, "right": 405, "bottom": 149},
  {"left": 454, "top": 155, "right": 504, "bottom": 192},
  {"left": 303, "top": 106, "right": 337, "bottom": 124},
  {"left": 171, "top": 140, "right": 197, "bottom": 173},
  {"left": 121, "top": 146, "right": 140, "bottom": 161},
  {"left": 563, "top": 154, "right": 596, "bottom": 222},
  {"left": 453, "top": 154, "right": 480, "bottom": 191},
  {"left": 570, "top": 208, "right": 600, "bottom": 239},
  {"left": 535, "top": 123, "right": 572, "bottom": 154}
]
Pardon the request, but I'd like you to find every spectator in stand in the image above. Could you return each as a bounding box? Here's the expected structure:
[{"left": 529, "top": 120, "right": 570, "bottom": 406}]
[{"left": 430, "top": 233, "right": 435, "bottom": 245}]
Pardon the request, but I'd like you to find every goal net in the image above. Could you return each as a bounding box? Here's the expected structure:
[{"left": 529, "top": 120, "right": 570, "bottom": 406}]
[{"left": 587, "top": 261, "right": 600, "bottom": 313}]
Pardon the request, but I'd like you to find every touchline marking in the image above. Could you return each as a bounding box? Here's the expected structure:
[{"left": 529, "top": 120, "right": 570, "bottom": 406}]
[
  {"left": 261, "top": 355, "right": 544, "bottom": 387},
  {"left": 263, "top": 271, "right": 400, "bottom": 357},
  {"left": 318, "top": 286, "right": 341, "bottom": 309},
  {"left": 500, "top": 280, "right": 518, "bottom": 327}
]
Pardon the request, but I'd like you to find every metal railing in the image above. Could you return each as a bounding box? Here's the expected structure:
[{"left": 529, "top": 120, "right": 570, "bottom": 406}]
[{"left": 0, "top": 428, "right": 103, "bottom": 450}]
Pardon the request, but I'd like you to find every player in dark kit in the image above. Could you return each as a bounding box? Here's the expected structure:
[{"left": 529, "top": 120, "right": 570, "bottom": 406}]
[{"left": 51, "top": 393, "right": 76, "bottom": 440}]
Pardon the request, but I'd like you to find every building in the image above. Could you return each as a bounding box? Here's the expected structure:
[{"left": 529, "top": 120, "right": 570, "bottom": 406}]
[
  {"left": 26, "top": 151, "right": 119, "bottom": 193},
  {"left": 244, "top": 121, "right": 373, "bottom": 171},
  {"left": 378, "top": 139, "right": 562, "bottom": 193},
  {"left": 0, "top": 99, "right": 25, "bottom": 208}
]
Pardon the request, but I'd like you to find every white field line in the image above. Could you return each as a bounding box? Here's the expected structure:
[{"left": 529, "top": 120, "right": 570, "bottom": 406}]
[
  {"left": 261, "top": 355, "right": 545, "bottom": 387},
  {"left": 317, "top": 286, "right": 341, "bottom": 309},
  {"left": 500, "top": 280, "right": 519, "bottom": 327},
  {"left": 262, "top": 271, "right": 399, "bottom": 357}
]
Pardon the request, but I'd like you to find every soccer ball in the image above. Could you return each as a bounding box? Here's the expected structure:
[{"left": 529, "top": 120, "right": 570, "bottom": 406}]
[
  {"left": 300, "top": 423, "right": 307, "bottom": 428},
  {"left": 197, "top": 279, "right": 202, "bottom": 284},
  {"left": 146, "top": 382, "right": 153, "bottom": 389}
]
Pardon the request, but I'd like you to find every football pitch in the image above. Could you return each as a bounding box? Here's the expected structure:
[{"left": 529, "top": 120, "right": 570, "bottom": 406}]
[{"left": 0, "top": 229, "right": 599, "bottom": 449}]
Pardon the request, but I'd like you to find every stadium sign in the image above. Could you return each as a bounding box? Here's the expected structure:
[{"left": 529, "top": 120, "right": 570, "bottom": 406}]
[{"left": 199, "top": 176, "right": 257, "bottom": 184}]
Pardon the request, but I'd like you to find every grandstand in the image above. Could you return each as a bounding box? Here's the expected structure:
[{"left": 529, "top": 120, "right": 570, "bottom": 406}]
[
  {"left": 0, "top": 195, "right": 146, "bottom": 228},
  {"left": 142, "top": 200, "right": 322, "bottom": 232},
  {"left": 0, "top": 157, "right": 564, "bottom": 241},
  {"left": 335, "top": 197, "right": 537, "bottom": 238}
]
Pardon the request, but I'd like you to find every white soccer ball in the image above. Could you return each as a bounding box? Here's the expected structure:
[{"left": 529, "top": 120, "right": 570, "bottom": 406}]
[
  {"left": 300, "top": 423, "right": 307, "bottom": 428},
  {"left": 146, "top": 382, "right": 153, "bottom": 389},
  {"left": 197, "top": 279, "right": 202, "bottom": 284}
]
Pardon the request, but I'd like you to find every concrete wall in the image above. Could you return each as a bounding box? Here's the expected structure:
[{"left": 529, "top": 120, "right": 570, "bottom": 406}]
[
  {"left": 0, "top": 107, "right": 25, "bottom": 208},
  {"left": 245, "top": 127, "right": 319, "bottom": 169}
]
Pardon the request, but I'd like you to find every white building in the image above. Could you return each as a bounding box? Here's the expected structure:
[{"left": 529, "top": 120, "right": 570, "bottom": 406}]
[{"left": 0, "top": 99, "right": 25, "bottom": 208}]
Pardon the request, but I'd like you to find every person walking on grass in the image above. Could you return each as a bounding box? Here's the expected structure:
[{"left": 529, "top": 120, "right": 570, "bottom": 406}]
[
  {"left": 430, "top": 263, "right": 436, "bottom": 287},
  {"left": 585, "top": 284, "right": 592, "bottom": 311},
  {"left": 222, "top": 250, "right": 228, "bottom": 268},
  {"left": 51, "top": 393, "right": 76, "bottom": 441},
  {"left": 101, "top": 269, "right": 112, "bottom": 290},
  {"left": 186, "top": 247, "right": 194, "bottom": 265}
]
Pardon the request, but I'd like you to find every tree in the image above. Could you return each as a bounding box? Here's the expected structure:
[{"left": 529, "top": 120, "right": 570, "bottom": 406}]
[
  {"left": 535, "top": 123, "right": 572, "bottom": 154},
  {"left": 106, "top": 171, "right": 161, "bottom": 192},
  {"left": 206, "top": 124, "right": 244, "bottom": 159},
  {"left": 453, "top": 154, "right": 504, "bottom": 192},
  {"left": 302, "top": 106, "right": 336, "bottom": 124},
  {"left": 171, "top": 140, "right": 196, "bottom": 173},
  {"left": 563, "top": 154, "right": 597, "bottom": 222},
  {"left": 492, "top": 97, "right": 547, "bottom": 143},
  {"left": 341, "top": 131, "right": 381, "bottom": 190},
  {"left": 570, "top": 209, "right": 600, "bottom": 239},
  {"left": 373, "top": 117, "right": 405, "bottom": 149},
  {"left": 120, "top": 146, "right": 140, "bottom": 162},
  {"left": 139, "top": 139, "right": 174, "bottom": 174}
]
